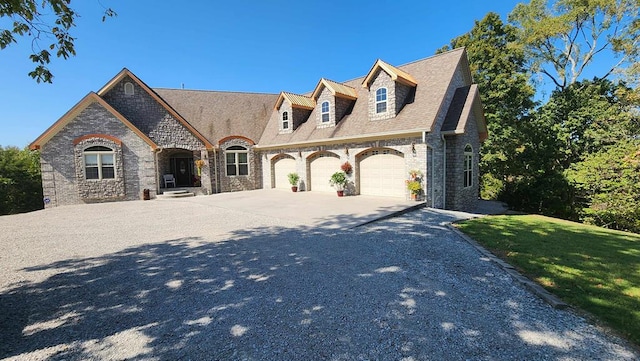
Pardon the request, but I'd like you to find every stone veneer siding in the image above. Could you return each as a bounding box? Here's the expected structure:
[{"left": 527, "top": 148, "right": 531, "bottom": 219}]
[
  {"left": 260, "top": 136, "right": 428, "bottom": 201},
  {"left": 39, "top": 102, "right": 156, "bottom": 208},
  {"left": 315, "top": 88, "right": 335, "bottom": 128},
  {"left": 218, "top": 138, "right": 261, "bottom": 192},
  {"left": 74, "top": 137, "right": 125, "bottom": 200},
  {"left": 102, "top": 76, "right": 205, "bottom": 150},
  {"left": 445, "top": 112, "right": 481, "bottom": 211},
  {"left": 368, "top": 70, "right": 396, "bottom": 121}
]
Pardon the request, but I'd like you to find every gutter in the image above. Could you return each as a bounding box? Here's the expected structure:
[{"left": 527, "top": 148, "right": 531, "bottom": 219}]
[{"left": 254, "top": 129, "right": 426, "bottom": 151}]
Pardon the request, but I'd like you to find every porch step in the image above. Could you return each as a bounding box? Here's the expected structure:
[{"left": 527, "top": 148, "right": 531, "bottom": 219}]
[{"left": 157, "top": 189, "right": 195, "bottom": 199}]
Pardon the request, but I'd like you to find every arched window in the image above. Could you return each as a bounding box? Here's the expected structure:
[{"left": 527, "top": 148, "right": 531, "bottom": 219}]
[
  {"left": 226, "top": 145, "right": 249, "bottom": 176},
  {"left": 464, "top": 144, "right": 473, "bottom": 188},
  {"left": 321, "top": 101, "right": 330, "bottom": 122},
  {"left": 375, "top": 88, "right": 387, "bottom": 113},
  {"left": 124, "top": 82, "right": 134, "bottom": 95},
  {"left": 84, "top": 146, "right": 115, "bottom": 180},
  {"left": 282, "top": 111, "right": 289, "bottom": 130}
]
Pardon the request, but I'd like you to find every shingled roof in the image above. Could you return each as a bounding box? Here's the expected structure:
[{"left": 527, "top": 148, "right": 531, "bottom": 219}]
[
  {"left": 257, "top": 48, "right": 469, "bottom": 148},
  {"left": 442, "top": 84, "right": 488, "bottom": 141},
  {"left": 154, "top": 89, "right": 279, "bottom": 145}
]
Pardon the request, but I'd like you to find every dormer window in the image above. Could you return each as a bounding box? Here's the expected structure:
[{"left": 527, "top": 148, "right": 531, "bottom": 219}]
[
  {"left": 282, "top": 111, "right": 289, "bottom": 130},
  {"left": 376, "top": 88, "right": 387, "bottom": 113},
  {"left": 124, "top": 82, "right": 134, "bottom": 95},
  {"left": 321, "top": 101, "right": 330, "bottom": 122}
]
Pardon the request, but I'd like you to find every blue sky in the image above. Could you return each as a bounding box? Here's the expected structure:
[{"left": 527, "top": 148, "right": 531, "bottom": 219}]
[{"left": 0, "top": 0, "right": 522, "bottom": 148}]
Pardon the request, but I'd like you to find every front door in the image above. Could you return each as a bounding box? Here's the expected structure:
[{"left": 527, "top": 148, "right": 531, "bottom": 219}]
[{"left": 170, "top": 157, "right": 194, "bottom": 187}]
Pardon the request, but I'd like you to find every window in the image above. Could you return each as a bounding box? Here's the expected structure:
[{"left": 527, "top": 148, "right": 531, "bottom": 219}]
[
  {"left": 321, "top": 101, "right": 330, "bottom": 122},
  {"left": 84, "top": 146, "right": 115, "bottom": 180},
  {"left": 226, "top": 146, "right": 249, "bottom": 176},
  {"left": 282, "top": 111, "right": 289, "bottom": 130},
  {"left": 124, "top": 82, "right": 134, "bottom": 95},
  {"left": 375, "top": 88, "right": 387, "bottom": 113},
  {"left": 464, "top": 144, "right": 473, "bottom": 188}
]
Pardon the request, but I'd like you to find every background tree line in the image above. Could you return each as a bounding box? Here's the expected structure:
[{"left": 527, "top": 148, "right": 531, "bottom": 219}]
[
  {"left": 439, "top": 0, "right": 640, "bottom": 233},
  {"left": 0, "top": 146, "right": 43, "bottom": 215}
]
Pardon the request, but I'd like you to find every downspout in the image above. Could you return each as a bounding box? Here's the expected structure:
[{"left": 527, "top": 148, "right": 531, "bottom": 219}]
[
  {"left": 441, "top": 134, "right": 447, "bottom": 209},
  {"left": 424, "top": 131, "right": 435, "bottom": 208}
]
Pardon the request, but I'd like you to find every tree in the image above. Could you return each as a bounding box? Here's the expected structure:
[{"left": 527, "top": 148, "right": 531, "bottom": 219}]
[
  {"left": 0, "top": 146, "right": 43, "bottom": 214},
  {"left": 0, "top": 0, "right": 115, "bottom": 83},
  {"left": 566, "top": 140, "right": 640, "bottom": 232},
  {"left": 438, "top": 12, "right": 536, "bottom": 199},
  {"left": 509, "top": 0, "right": 640, "bottom": 90}
]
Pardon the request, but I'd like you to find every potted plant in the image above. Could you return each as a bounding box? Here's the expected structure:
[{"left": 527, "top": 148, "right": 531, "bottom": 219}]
[
  {"left": 329, "top": 171, "right": 348, "bottom": 197},
  {"left": 406, "top": 169, "right": 423, "bottom": 201},
  {"left": 287, "top": 172, "right": 300, "bottom": 192},
  {"left": 341, "top": 161, "right": 353, "bottom": 175}
]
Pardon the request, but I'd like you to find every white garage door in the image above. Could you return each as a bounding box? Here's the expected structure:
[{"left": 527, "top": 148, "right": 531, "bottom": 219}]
[
  {"left": 359, "top": 150, "right": 405, "bottom": 197},
  {"left": 273, "top": 157, "right": 297, "bottom": 189},
  {"left": 310, "top": 154, "right": 340, "bottom": 192}
]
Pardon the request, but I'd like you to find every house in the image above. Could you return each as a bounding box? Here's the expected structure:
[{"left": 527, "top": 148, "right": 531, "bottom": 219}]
[{"left": 29, "top": 47, "right": 487, "bottom": 211}]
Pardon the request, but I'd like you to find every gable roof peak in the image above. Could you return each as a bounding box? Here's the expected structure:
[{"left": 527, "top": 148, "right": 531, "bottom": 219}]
[
  {"left": 362, "top": 59, "right": 418, "bottom": 89},
  {"left": 311, "top": 78, "right": 357, "bottom": 100},
  {"left": 275, "top": 91, "right": 315, "bottom": 110}
]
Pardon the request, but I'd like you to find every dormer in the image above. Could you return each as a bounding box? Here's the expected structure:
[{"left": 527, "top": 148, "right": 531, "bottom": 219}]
[
  {"left": 311, "top": 78, "right": 357, "bottom": 128},
  {"left": 274, "top": 92, "right": 315, "bottom": 133},
  {"left": 362, "top": 59, "right": 417, "bottom": 121}
]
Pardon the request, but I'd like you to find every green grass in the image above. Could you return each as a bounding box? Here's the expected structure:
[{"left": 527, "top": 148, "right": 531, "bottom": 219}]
[{"left": 455, "top": 214, "right": 640, "bottom": 346}]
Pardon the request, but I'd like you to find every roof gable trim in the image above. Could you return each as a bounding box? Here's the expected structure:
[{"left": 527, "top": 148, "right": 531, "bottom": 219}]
[
  {"left": 275, "top": 92, "right": 315, "bottom": 110},
  {"left": 29, "top": 93, "right": 158, "bottom": 151},
  {"left": 311, "top": 78, "right": 357, "bottom": 100},
  {"left": 362, "top": 59, "right": 418, "bottom": 88}
]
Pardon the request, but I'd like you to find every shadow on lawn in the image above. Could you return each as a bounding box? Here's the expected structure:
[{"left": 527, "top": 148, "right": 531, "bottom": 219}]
[
  {"left": 1, "top": 210, "right": 637, "bottom": 360},
  {"left": 458, "top": 215, "right": 640, "bottom": 346}
]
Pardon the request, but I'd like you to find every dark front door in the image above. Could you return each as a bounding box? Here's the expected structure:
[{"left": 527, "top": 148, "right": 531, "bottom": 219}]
[{"left": 170, "top": 157, "right": 193, "bottom": 187}]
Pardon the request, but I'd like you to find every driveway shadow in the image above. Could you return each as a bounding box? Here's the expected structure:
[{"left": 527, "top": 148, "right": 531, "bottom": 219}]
[{"left": 1, "top": 209, "right": 636, "bottom": 360}]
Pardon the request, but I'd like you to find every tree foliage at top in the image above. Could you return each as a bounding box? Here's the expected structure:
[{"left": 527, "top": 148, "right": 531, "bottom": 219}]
[
  {"left": 509, "top": 0, "right": 640, "bottom": 89},
  {"left": 438, "top": 12, "right": 536, "bottom": 199},
  {"left": 0, "top": 0, "right": 115, "bottom": 83},
  {"left": 0, "top": 146, "right": 43, "bottom": 215}
]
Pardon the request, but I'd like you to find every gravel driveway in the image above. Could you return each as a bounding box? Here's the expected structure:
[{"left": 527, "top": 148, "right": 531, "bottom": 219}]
[{"left": 0, "top": 195, "right": 637, "bottom": 360}]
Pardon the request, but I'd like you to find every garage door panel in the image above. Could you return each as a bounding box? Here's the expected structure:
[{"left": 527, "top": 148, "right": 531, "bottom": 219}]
[
  {"left": 274, "top": 158, "right": 296, "bottom": 189},
  {"left": 310, "top": 155, "right": 340, "bottom": 193},
  {"left": 360, "top": 152, "right": 405, "bottom": 198}
]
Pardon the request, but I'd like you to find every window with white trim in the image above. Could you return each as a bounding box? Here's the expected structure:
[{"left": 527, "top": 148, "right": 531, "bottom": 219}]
[
  {"left": 375, "top": 88, "right": 387, "bottom": 113},
  {"left": 464, "top": 144, "right": 473, "bottom": 188},
  {"left": 321, "top": 101, "right": 330, "bottom": 122},
  {"left": 84, "top": 146, "right": 115, "bottom": 180},
  {"left": 282, "top": 111, "right": 289, "bottom": 130},
  {"left": 124, "top": 82, "right": 134, "bottom": 95},
  {"left": 226, "top": 145, "right": 249, "bottom": 176}
]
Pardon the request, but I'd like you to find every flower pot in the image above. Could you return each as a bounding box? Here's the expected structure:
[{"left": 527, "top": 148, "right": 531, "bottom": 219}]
[
  {"left": 411, "top": 193, "right": 417, "bottom": 201},
  {"left": 337, "top": 190, "right": 344, "bottom": 197},
  {"left": 291, "top": 186, "right": 298, "bottom": 192}
]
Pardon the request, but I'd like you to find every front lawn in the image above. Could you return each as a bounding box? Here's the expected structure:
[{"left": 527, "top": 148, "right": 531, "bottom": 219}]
[{"left": 455, "top": 215, "right": 640, "bottom": 346}]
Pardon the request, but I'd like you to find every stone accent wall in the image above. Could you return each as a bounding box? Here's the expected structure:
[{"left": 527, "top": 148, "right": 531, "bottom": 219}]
[
  {"left": 395, "top": 83, "right": 413, "bottom": 113},
  {"left": 292, "top": 107, "right": 312, "bottom": 130},
  {"left": 334, "top": 97, "right": 353, "bottom": 124},
  {"left": 445, "top": 112, "right": 481, "bottom": 211},
  {"left": 74, "top": 137, "right": 125, "bottom": 201},
  {"left": 315, "top": 88, "right": 335, "bottom": 128},
  {"left": 218, "top": 138, "right": 261, "bottom": 192},
  {"left": 368, "top": 70, "right": 396, "bottom": 121},
  {"left": 40, "top": 102, "right": 156, "bottom": 208},
  {"left": 102, "top": 76, "right": 205, "bottom": 150},
  {"left": 278, "top": 103, "right": 293, "bottom": 134}
]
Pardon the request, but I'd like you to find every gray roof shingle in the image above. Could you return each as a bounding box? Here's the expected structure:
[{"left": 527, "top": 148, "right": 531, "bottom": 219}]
[
  {"left": 257, "top": 48, "right": 466, "bottom": 147},
  {"left": 154, "top": 89, "right": 278, "bottom": 145}
]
